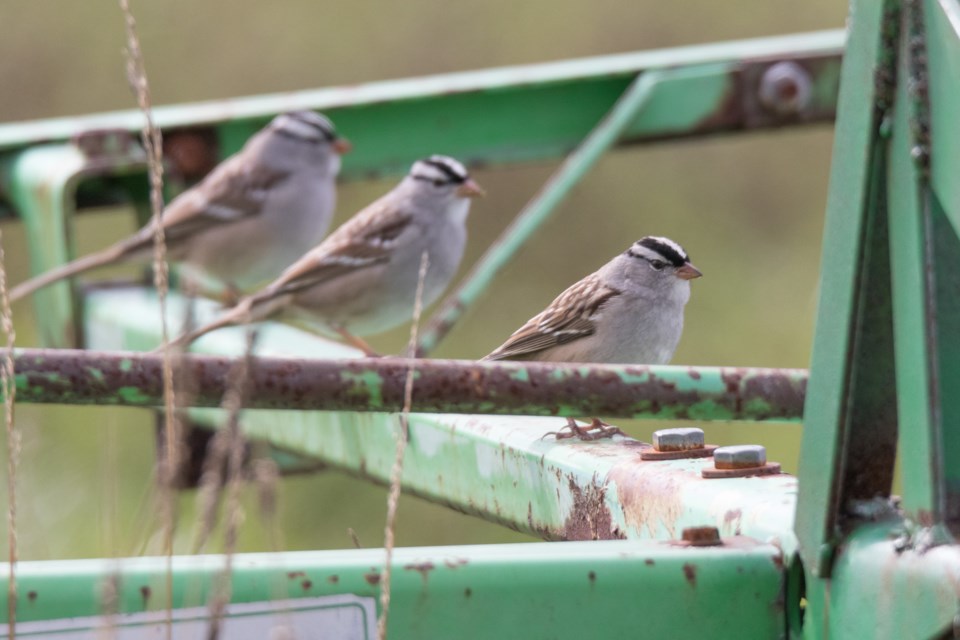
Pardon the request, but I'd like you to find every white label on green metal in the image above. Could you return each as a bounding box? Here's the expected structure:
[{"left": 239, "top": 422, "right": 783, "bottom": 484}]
[{"left": 6, "top": 595, "right": 376, "bottom": 638}]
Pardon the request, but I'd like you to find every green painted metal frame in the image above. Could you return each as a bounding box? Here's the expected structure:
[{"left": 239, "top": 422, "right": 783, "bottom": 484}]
[
  {"left": 796, "top": 0, "right": 960, "bottom": 637},
  {"left": 4, "top": 10, "right": 960, "bottom": 637},
  {"left": 77, "top": 291, "right": 801, "bottom": 549},
  {"left": 1, "top": 539, "right": 785, "bottom": 638}
]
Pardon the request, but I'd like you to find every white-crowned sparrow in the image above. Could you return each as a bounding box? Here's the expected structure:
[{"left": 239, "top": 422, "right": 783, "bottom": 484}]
[
  {"left": 10, "top": 110, "right": 350, "bottom": 302},
  {"left": 485, "top": 236, "right": 701, "bottom": 439},
  {"left": 170, "top": 155, "right": 484, "bottom": 354}
]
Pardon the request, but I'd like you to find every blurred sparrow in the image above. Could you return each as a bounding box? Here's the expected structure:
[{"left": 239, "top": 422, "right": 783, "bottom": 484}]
[
  {"left": 171, "top": 155, "right": 484, "bottom": 354},
  {"left": 485, "top": 236, "right": 701, "bottom": 439},
  {"left": 10, "top": 110, "right": 350, "bottom": 302}
]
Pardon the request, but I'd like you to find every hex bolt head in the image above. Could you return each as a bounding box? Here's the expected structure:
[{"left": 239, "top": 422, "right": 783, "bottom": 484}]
[
  {"left": 681, "top": 526, "right": 722, "bottom": 547},
  {"left": 652, "top": 427, "right": 705, "bottom": 452},
  {"left": 713, "top": 445, "right": 766, "bottom": 469},
  {"left": 759, "top": 61, "right": 813, "bottom": 115}
]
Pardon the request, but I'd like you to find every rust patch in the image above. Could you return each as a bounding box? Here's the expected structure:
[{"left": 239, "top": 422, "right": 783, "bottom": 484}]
[
  {"left": 724, "top": 509, "right": 743, "bottom": 535},
  {"left": 609, "top": 460, "right": 697, "bottom": 538},
  {"left": 682, "top": 563, "right": 697, "bottom": 588},
  {"left": 287, "top": 571, "right": 305, "bottom": 579},
  {"left": 444, "top": 558, "right": 468, "bottom": 569},
  {"left": 27, "top": 590, "right": 37, "bottom": 603},
  {"left": 404, "top": 561, "right": 436, "bottom": 584},
  {"left": 464, "top": 587, "right": 472, "bottom": 598},
  {"left": 140, "top": 585, "right": 151, "bottom": 607},
  {"left": 588, "top": 571, "right": 597, "bottom": 585},
  {"left": 302, "top": 579, "right": 313, "bottom": 590},
  {"left": 562, "top": 474, "right": 623, "bottom": 541},
  {"left": 11, "top": 349, "right": 805, "bottom": 422},
  {"left": 644, "top": 558, "right": 655, "bottom": 566},
  {"left": 364, "top": 572, "right": 381, "bottom": 586},
  {"left": 327, "top": 575, "right": 340, "bottom": 584}
]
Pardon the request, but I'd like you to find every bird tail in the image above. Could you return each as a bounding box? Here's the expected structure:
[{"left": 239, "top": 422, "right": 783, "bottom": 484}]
[
  {"left": 9, "top": 245, "right": 128, "bottom": 303},
  {"left": 161, "top": 298, "right": 256, "bottom": 353}
]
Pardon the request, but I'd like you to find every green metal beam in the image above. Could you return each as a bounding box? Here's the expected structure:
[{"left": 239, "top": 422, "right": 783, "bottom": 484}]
[
  {"left": 0, "top": 30, "right": 844, "bottom": 162},
  {"left": 0, "top": 135, "right": 148, "bottom": 347},
  {"left": 795, "top": 0, "right": 900, "bottom": 580},
  {"left": 925, "top": 0, "right": 960, "bottom": 230},
  {"left": 802, "top": 521, "right": 960, "bottom": 639},
  {"left": 1, "top": 539, "right": 785, "bottom": 639},
  {"left": 80, "top": 289, "right": 800, "bottom": 552}
]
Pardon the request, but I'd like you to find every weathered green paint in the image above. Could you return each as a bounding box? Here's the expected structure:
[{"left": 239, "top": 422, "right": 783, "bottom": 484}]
[
  {"left": 0, "top": 30, "right": 843, "bottom": 156},
  {"left": 925, "top": 0, "right": 960, "bottom": 229},
  {"left": 803, "top": 521, "right": 960, "bottom": 639},
  {"left": 797, "top": 0, "right": 960, "bottom": 637},
  {"left": 796, "top": 0, "right": 900, "bottom": 580},
  {"left": 1, "top": 540, "right": 784, "bottom": 638}
]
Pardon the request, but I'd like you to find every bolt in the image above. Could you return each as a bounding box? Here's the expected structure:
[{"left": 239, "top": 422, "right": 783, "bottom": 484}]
[
  {"left": 652, "top": 427, "right": 705, "bottom": 452},
  {"left": 681, "top": 526, "right": 722, "bottom": 547},
  {"left": 713, "top": 445, "right": 766, "bottom": 469},
  {"left": 758, "top": 61, "right": 812, "bottom": 115}
]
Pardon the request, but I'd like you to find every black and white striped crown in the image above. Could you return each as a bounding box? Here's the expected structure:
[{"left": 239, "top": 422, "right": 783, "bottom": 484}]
[
  {"left": 410, "top": 155, "right": 469, "bottom": 185},
  {"left": 626, "top": 236, "right": 689, "bottom": 267},
  {"left": 271, "top": 110, "right": 338, "bottom": 142}
]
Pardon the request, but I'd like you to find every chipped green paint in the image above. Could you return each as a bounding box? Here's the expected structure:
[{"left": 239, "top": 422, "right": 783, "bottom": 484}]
[
  {"left": 116, "top": 385, "right": 152, "bottom": 404},
  {"left": 342, "top": 370, "right": 385, "bottom": 408}
]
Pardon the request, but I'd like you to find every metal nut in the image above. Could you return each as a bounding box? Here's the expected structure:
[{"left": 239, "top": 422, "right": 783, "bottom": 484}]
[
  {"left": 681, "top": 526, "right": 722, "bottom": 547},
  {"left": 758, "top": 61, "right": 812, "bottom": 115},
  {"left": 652, "top": 427, "right": 705, "bottom": 452},
  {"left": 713, "top": 445, "right": 766, "bottom": 469}
]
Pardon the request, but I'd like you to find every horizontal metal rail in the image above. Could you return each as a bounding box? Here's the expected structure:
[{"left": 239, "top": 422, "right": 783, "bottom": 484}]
[
  {"left": 1, "top": 540, "right": 785, "bottom": 637},
  {"left": 0, "top": 30, "right": 843, "bottom": 151},
  {"left": 79, "top": 290, "right": 802, "bottom": 549},
  {"left": 0, "top": 30, "right": 844, "bottom": 220},
  {"left": 11, "top": 348, "right": 806, "bottom": 421}
]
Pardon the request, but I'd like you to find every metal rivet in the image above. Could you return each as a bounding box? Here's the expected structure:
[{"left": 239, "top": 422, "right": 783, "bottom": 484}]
[
  {"left": 759, "top": 61, "right": 812, "bottom": 115},
  {"left": 652, "top": 427, "right": 705, "bottom": 452},
  {"left": 713, "top": 445, "right": 766, "bottom": 469},
  {"left": 681, "top": 526, "right": 722, "bottom": 547}
]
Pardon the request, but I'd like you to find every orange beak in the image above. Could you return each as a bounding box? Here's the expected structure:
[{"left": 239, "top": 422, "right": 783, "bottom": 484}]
[
  {"left": 332, "top": 137, "right": 352, "bottom": 154},
  {"left": 456, "top": 178, "right": 486, "bottom": 199},
  {"left": 676, "top": 262, "right": 703, "bottom": 280}
]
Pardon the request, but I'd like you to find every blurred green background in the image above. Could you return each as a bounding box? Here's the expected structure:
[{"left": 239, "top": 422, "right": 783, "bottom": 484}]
[{"left": 1, "top": 0, "right": 844, "bottom": 560}]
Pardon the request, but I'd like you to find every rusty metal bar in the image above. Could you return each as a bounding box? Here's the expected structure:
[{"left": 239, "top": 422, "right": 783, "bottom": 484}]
[{"left": 9, "top": 348, "right": 806, "bottom": 421}]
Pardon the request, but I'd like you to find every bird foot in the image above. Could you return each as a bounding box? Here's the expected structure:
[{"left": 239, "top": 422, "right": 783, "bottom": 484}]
[
  {"left": 331, "top": 325, "right": 382, "bottom": 358},
  {"left": 542, "top": 418, "right": 626, "bottom": 441}
]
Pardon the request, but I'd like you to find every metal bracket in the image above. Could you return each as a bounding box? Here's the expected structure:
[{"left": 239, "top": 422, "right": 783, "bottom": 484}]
[{"left": 0, "top": 131, "right": 146, "bottom": 347}]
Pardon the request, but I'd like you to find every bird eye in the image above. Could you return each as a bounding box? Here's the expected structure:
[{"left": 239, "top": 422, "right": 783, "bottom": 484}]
[
  {"left": 433, "top": 180, "right": 446, "bottom": 187},
  {"left": 649, "top": 260, "right": 666, "bottom": 271}
]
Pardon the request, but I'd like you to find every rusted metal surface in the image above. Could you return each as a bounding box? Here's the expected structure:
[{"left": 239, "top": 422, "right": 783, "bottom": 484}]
[
  {"left": 2, "top": 539, "right": 785, "bottom": 638},
  {"left": 680, "top": 526, "right": 723, "bottom": 547},
  {"left": 702, "top": 463, "right": 783, "bottom": 479},
  {"left": 9, "top": 348, "right": 807, "bottom": 421},
  {"left": 640, "top": 445, "right": 718, "bottom": 461}
]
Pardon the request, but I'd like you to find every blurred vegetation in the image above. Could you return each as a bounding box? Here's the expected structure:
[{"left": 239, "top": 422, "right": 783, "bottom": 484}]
[{"left": 0, "top": 0, "right": 844, "bottom": 560}]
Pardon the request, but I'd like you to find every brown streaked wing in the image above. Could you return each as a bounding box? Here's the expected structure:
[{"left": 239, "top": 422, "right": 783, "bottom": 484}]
[
  {"left": 485, "top": 273, "right": 621, "bottom": 360},
  {"left": 255, "top": 203, "right": 415, "bottom": 300},
  {"left": 117, "top": 152, "right": 290, "bottom": 256}
]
